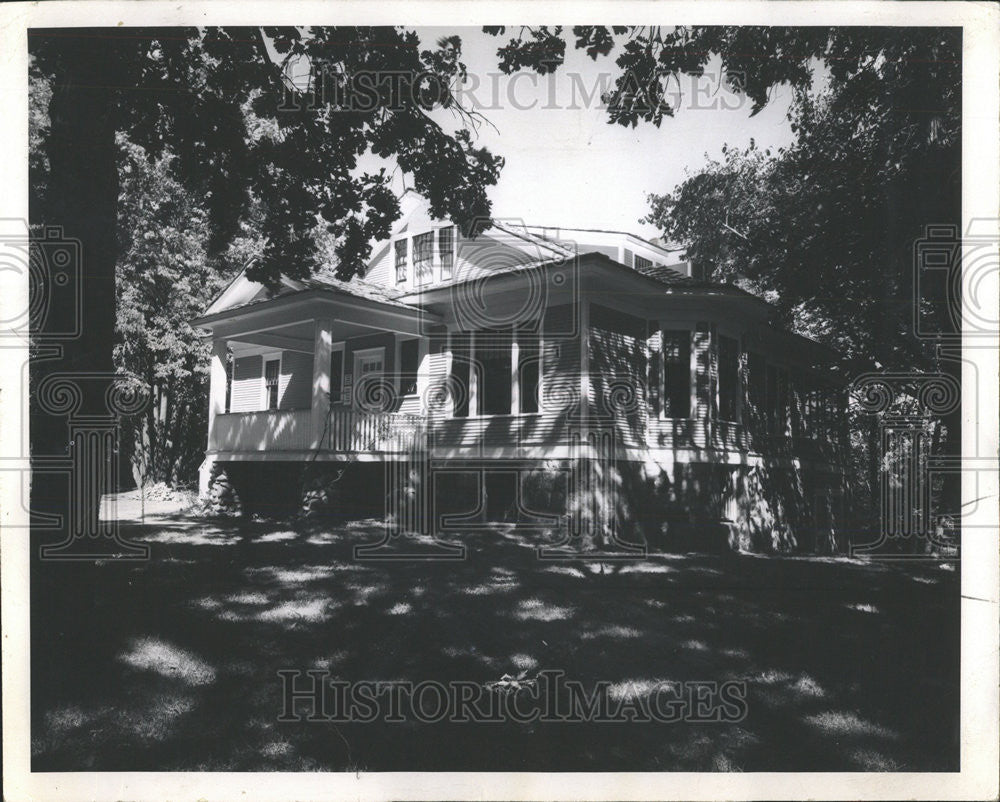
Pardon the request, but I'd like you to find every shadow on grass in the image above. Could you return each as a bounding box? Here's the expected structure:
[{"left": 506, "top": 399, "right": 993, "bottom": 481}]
[{"left": 31, "top": 512, "right": 959, "bottom": 772}]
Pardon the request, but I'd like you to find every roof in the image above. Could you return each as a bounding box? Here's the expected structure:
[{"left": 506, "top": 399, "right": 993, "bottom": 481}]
[
  {"left": 301, "top": 265, "right": 414, "bottom": 309},
  {"left": 524, "top": 225, "right": 686, "bottom": 255},
  {"left": 631, "top": 261, "right": 700, "bottom": 287}
]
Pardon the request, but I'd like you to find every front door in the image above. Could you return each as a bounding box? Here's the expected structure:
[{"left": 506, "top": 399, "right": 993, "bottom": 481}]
[{"left": 353, "top": 348, "right": 385, "bottom": 409}]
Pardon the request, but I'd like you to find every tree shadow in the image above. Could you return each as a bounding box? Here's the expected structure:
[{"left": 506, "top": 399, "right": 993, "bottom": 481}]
[{"left": 31, "top": 510, "right": 959, "bottom": 772}]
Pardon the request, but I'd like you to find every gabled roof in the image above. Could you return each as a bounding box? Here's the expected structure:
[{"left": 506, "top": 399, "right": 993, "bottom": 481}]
[{"left": 192, "top": 267, "right": 421, "bottom": 327}]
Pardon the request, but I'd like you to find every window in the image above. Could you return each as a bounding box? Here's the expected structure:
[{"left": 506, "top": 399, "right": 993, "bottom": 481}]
[
  {"left": 646, "top": 322, "right": 661, "bottom": 416},
  {"left": 766, "top": 365, "right": 789, "bottom": 434},
  {"left": 356, "top": 351, "right": 383, "bottom": 377},
  {"left": 474, "top": 329, "right": 513, "bottom": 416},
  {"left": 634, "top": 254, "right": 653, "bottom": 271},
  {"left": 747, "top": 352, "right": 766, "bottom": 434},
  {"left": 517, "top": 323, "right": 540, "bottom": 414},
  {"left": 439, "top": 226, "right": 455, "bottom": 279},
  {"left": 224, "top": 354, "right": 233, "bottom": 414},
  {"left": 394, "top": 239, "right": 407, "bottom": 284},
  {"left": 450, "top": 337, "right": 470, "bottom": 418},
  {"left": 662, "top": 330, "right": 691, "bottom": 417},
  {"left": 399, "top": 339, "right": 419, "bottom": 396},
  {"left": 330, "top": 349, "right": 344, "bottom": 404},
  {"left": 413, "top": 232, "right": 433, "bottom": 284},
  {"left": 623, "top": 248, "right": 634, "bottom": 268},
  {"left": 264, "top": 358, "right": 280, "bottom": 411},
  {"left": 718, "top": 335, "right": 739, "bottom": 422}
]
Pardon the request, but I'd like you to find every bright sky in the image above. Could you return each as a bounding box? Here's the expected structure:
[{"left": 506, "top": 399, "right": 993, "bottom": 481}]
[{"left": 415, "top": 27, "right": 800, "bottom": 240}]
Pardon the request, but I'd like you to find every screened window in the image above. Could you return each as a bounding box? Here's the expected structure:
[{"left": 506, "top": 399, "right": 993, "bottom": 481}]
[
  {"left": 394, "top": 239, "right": 407, "bottom": 284},
  {"left": 413, "top": 232, "right": 433, "bottom": 284},
  {"left": 450, "top": 337, "right": 470, "bottom": 418},
  {"left": 646, "top": 322, "right": 661, "bottom": 417},
  {"left": 634, "top": 254, "right": 653, "bottom": 271},
  {"left": 718, "top": 335, "right": 740, "bottom": 422},
  {"left": 474, "top": 330, "right": 513, "bottom": 415},
  {"left": 662, "top": 330, "right": 691, "bottom": 418},
  {"left": 439, "top": 226, "right": 455, "bottom": 280},
  {"left": 766, "top": 365, "right": 789, "bottom": 434},
  {"left": 747, "top": 352, "right": 766, "bottom": 434},
  {"left": 399, "top": 339, "right": 419, "bottom": 396},
  {"left": 517, "top": 324, "right": 540, "bottom": 414},
  {"left": 264, "top": 358, "right": 280, "bottom": 411}
]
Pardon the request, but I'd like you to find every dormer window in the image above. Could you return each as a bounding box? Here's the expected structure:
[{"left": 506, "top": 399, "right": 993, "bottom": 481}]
[
  {"left": 394, "top": 239, "right": 408, "bottom": 284},
  {"left": 439, "top": 226, "right": 455, "bottom": 280},
  {"left": 413, "top": 232, "right": 433, "bottom": 285}
]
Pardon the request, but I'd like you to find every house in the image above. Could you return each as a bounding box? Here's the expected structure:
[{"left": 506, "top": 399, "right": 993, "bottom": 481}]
[{"left": 192, "top": 203, "right": 848, "bottom": 553}]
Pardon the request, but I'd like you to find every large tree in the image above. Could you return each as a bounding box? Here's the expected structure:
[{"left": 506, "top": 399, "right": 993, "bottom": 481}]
[
  {"left": 485, "top": 25, "right": 961, "bottom": 361},
  {"left": 484, "top": 25, "right": 962, "bottom": 539},
  {"left": 30, "top": 27, "right": 502, "bottom": 532}
]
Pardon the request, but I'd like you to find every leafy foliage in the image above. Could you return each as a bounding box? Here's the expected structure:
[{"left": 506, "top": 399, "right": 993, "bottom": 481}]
[
  {"left": 114, "top": 139, "right": 236, "bottom": 485},
  {"left": 32, "top": 26, "right": 503, "bottom": 291},
  {"left": 641, "top": 28, "right": 961, "bottom": 377},
  {"left": 487, "top": 25, "right": 962, "bottom": 533}
]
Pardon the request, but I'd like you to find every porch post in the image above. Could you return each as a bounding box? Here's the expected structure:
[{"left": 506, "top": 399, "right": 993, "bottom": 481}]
[
  {"left": 207, "top": 337, "right": 227, "bottom": 449},
  {"left": 312, "top": 318, "right": 334, "bottom": 449},
  {"left": 200, "top": 337, "right": 228, "bottom": 497}
]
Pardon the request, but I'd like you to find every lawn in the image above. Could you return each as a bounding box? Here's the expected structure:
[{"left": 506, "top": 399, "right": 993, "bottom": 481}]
[{"left": 31, "top": 499, "right": 960, "bottom": 772}]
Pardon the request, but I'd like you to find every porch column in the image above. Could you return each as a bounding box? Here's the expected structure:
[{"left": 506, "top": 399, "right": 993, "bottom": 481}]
[
  {"left": 312, "top": 317, "right": 334, "bottom": 449},
  {"left": 207, "top": 337, "right": 227, "bottom": 450}
]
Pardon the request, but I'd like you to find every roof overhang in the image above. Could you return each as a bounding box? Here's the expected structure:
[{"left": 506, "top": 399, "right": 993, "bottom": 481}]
[{"left": 191, "top": 287, "right": 439, "bottom": 338}]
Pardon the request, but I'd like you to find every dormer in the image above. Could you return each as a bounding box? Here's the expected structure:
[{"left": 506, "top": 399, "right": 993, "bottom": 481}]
[{"left": 389, "top": 224, "right": 459, "bottom": 292}]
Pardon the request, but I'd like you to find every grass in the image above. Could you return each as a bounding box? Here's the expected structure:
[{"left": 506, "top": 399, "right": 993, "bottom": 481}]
[{"left": 31, "top": 504, "right": 960, "bottom": 772}]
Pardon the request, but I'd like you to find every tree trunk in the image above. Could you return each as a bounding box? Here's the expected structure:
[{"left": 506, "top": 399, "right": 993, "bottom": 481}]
[{"left": 31, "top": 33, "right": 124, "bottom": 550}]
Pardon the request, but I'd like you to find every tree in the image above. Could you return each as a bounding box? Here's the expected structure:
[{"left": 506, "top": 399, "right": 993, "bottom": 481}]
[
  {"left": 114, "top": 139, "right": 236, "bottom": 488},
  {"left": 30, "top": 27, "right": 503, "bottom": 530},
  {"left": 486, "top": 26, "right": 962, "bottom": 546},
  {"left": 482, "top": 25, "right": 960, "bottom": 367}
]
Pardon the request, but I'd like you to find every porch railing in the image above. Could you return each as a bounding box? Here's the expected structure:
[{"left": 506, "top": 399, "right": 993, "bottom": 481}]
[
  {"left": 324, "top": 407, "right": 426, "bottom": 453},
  {"left": 210, "top": 409, "right": 313, "bottom": 452}
]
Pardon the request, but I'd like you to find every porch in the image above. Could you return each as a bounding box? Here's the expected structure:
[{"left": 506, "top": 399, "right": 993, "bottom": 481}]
[{"left": 209, "top": 407, "right": 427, "bottom": 455}]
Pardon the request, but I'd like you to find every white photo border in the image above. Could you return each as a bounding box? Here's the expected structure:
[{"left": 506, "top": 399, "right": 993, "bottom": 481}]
[{"left": 1, "top": 2, "right": 996, "bottom": 800}]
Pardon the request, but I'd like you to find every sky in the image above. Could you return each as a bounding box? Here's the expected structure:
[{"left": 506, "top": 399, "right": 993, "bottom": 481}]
[{"left": 414, "top": 27, "right": 800, "bottom": 240}]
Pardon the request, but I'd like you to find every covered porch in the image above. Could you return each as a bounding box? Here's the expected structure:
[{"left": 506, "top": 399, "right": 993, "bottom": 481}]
[{"left": 194, "top": 284, "right": 438, "bottom": 491}]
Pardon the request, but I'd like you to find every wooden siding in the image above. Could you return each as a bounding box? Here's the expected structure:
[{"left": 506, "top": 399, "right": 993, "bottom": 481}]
[
  {"left": 279, "top": 350, "right": 312, "bottom": 410},
  {"left": 541, "top": 304, "right": 580, "bottom": 419},
  {"left": 230, "top": 354, "right": 262, "bottom": 412},
  {"left": 212, "top": 409, "right": 313, "bottom": 451},
  {"left": 587, "top": 303, "right": 646, "bottom": 448}
]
